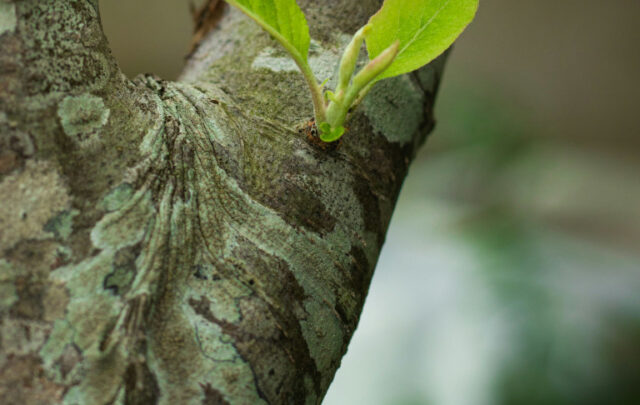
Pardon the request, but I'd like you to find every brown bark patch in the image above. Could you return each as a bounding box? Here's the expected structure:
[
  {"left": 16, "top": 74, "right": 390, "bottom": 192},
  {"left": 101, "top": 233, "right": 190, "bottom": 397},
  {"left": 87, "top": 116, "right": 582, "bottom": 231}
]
[
  {"left": 200, "top": 383, "right": 231, "bottom": 405},
  {"left": 211, "top": 136, "right": 338, "bottom": 236},
  {"left": 0, "top": 354, "right": 66, "bottom": 405},
  {"left": 124, "top": 359, "right": 161, "bottom": 405}
]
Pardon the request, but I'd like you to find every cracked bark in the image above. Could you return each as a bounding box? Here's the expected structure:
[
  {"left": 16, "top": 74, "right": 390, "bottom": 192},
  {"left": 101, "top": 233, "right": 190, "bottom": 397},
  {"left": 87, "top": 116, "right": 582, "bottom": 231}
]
[{"left": 0, "top": 0, "right": 448, "bottom": 404}]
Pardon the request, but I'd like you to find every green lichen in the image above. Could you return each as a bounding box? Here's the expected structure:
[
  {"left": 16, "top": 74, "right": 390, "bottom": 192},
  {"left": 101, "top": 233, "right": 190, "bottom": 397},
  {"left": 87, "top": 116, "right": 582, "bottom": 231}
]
[
  {"left": 0, "top": 260, "right": 17, "bottom": 312},
  {"left": 57, "top": 94, "right": 111, "bottom": 147},
  {"left": 38, "top": 320, "right": 79, "bottom": 386},
  {"left": 103, "top": 265, "right": 135, "bottom": 295},
  {"left": 301, "top": 300, "right": 345, "bottom": 376},
  {"left": 362, "top": 74, "right": 425, "bottom": 144},
  {"left": 50, "top": 252, "right": 124, "bottom": 350},
  {"left": 0, "top": 2, "right": 16, "bottom": 36},
  {"left": 91, "top": 189, "right": 153, "bottom": 251},
  {"left": 44, "top": 210, "right": 79, "bottom": 241},
  {"left": 100, "top": 183, "right": 134, "bottom": 212},
  {"left": 0, "top": 160, "right": 71, "bottom": 250},
  {"left": 12, "top": 1, "right": 114, "bottom": 110},
  {"left": 0, "top": 282, "right": 16, "bottom": 312},
  {"left": 186, "top": 263, "right": 249, "bottom": 324},
  {"left": 251, "top": 40, "right": 342, "bottom": 86}
]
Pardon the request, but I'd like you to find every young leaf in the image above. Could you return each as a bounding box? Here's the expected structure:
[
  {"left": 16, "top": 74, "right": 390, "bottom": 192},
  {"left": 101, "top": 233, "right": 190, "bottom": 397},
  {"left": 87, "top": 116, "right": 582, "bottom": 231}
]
[
  {"left": 366, "top": 0, "right": 479, "bottom": 80},
  {"left": 225, "top": 0, "right": 310, "bottom": 64},
  {"left": 318, "top": 122, "right": 345, "bottom": 143}
]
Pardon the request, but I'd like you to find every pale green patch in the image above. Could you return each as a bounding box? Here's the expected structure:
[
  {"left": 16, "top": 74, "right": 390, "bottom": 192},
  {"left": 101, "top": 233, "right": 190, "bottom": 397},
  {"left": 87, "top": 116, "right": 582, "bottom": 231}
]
[
  {"left": 0, "top": 160, "right": 71, "bottom": 250},
  {"left": 0, "top": 283, "right": 16, "bottom": 312},
  {"left": 102, "top": 266, "right": 135, "bottom": 293},
  {"left": 51, "top": 252, "right": 124, "bottom": 353},
  {"left": 90, "top": 190, "right": 153, "bottom": 251},
  {"left": 100, "top": 183, "right": 134, "bottom": 212},
  {"left": 182, "top": 289, "right": 244, "bottom": 362},
  {"left": 366, "top": 0, "right": 479, "bottom": 80},
  {"left": 187, "top": 262, "right": 249, "bottom": 324},
  {"left": 300, "top": 300, "right": 344, "bottom": 379},
  {"left": 192, "top": 318, "right": 239, "bottom": 362},
  {"left": 251, "top": 42, "right": 339, "bottom": 84},
  {"left": 39, "top": 320, "right": 76, "bottom": 378},
  {"left": 0, "top": 259, "right": 18, "bottom": 312},
  {"left": 0, "top": 2, "right": 16, "bottom": 36},
  {"left": 362, "top": 74, "right": 424, "bottom": 144},
  {"left": 0, "top": 260, "right": 17, "bottom": 312},
  {"left": 251, "top": 48, "right": 300, "bottom": 74},
  {"left": 57, "top": 93, "right": 110, "bottom": 147},
  {"left": 44, "top": 209, "right": 79, "bottom": 241}
]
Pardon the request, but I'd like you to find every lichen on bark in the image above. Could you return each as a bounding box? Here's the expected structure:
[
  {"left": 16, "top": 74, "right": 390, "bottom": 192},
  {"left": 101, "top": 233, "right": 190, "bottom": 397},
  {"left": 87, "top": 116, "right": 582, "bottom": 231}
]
[{"left": 0, "top": 1, "right": 447, "bottom": 404}]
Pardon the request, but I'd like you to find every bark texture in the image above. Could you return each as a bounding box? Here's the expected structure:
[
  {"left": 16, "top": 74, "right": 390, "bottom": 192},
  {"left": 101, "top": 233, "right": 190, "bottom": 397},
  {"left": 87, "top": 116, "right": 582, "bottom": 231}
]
[{"left": 0, "top": 0, "right": 447, "bottom": 403}]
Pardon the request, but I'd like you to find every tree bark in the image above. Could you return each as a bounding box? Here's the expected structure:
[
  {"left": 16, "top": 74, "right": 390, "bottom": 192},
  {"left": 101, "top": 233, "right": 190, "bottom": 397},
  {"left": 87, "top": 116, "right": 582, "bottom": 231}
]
[{"left": 0, "top": 0, "right": 447, "bottom": 403}]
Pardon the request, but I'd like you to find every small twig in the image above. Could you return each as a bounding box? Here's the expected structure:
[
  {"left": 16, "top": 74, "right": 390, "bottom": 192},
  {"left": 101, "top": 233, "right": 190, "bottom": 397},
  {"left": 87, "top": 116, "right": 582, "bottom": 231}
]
[{"left": 188, "top": 0, "right": 228, "bottom": 56}]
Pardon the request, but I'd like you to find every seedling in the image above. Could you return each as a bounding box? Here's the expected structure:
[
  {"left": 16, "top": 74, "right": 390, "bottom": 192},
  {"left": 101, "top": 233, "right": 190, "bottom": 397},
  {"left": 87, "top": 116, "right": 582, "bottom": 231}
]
[{"left": 225, "top": 0, "right": 479, "bottom": 142}]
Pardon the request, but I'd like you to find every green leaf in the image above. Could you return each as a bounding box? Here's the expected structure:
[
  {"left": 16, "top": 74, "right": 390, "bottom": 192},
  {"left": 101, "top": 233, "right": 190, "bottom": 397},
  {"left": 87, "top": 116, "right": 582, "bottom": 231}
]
[
  {"left": 318, "top": 122, "right": 345, "bottom": 142},
  {"left": 225, "top": 0, "right": 310, "bottom": 64},
  {"left": 366, "top": 0, "right": 478, "bottom": 80}
]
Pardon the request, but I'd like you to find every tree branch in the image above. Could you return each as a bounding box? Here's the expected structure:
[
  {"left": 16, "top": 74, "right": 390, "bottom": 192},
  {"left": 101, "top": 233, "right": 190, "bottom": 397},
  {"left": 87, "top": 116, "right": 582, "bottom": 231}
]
[{"left": 0, "top": 0, "right": 447, "bottom": 403}]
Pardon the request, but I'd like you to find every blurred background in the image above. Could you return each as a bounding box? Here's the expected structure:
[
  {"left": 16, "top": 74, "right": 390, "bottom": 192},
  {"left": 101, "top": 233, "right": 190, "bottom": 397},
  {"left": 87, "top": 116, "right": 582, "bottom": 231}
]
[{"left": 100, "top": 1, "right": 640, "bottom": 404}]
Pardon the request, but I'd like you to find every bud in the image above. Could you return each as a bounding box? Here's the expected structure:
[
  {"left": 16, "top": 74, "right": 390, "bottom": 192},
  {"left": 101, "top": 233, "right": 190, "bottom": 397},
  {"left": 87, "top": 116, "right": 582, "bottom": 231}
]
[
  {"left": 336, "top": 24, "right": 372, "bottom": 94},
  {"left": 352, "top": 40, "right": 400, "bottom": 91}
]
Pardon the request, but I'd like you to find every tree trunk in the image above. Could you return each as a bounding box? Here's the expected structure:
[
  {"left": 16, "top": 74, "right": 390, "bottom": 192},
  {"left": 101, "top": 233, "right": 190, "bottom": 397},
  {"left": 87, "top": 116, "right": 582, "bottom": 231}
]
[{"left": 0, "top": 0, "right": 447, "bottom": 403}]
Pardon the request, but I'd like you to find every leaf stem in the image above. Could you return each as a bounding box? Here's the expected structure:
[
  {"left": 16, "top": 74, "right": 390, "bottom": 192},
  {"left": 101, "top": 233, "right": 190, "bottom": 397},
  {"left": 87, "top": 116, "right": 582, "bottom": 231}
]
[{"left": 296, "top": 59, "right": 327, "bottom": 124}]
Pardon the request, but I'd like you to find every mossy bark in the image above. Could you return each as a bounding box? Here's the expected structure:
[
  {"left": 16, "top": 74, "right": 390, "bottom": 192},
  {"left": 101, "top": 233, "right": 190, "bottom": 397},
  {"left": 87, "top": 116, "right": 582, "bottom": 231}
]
[{"left": 0, "top": 1, "right": 447, "bottom": 404}]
